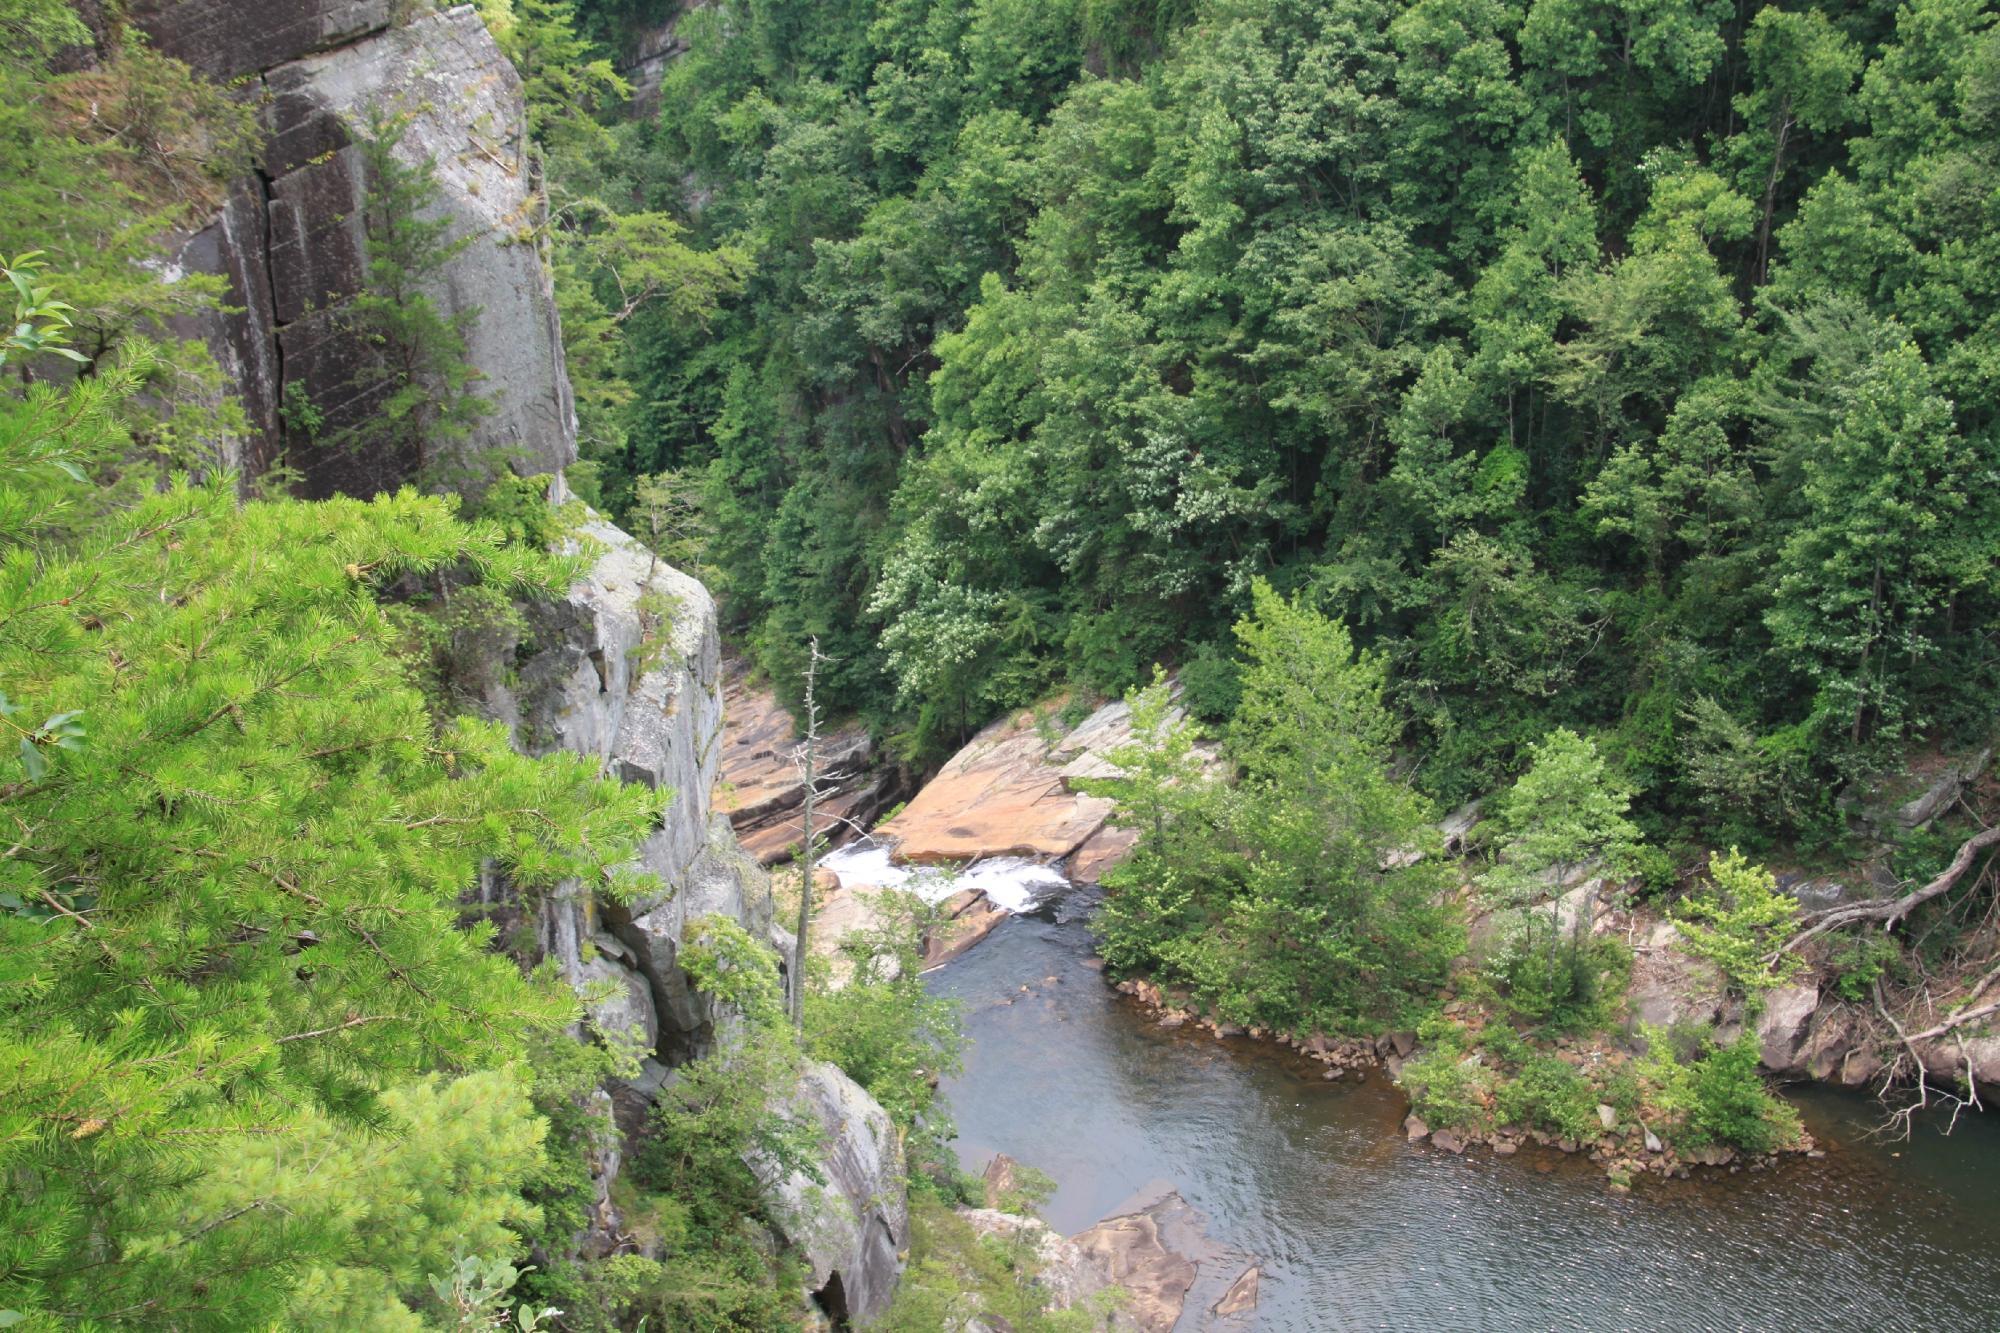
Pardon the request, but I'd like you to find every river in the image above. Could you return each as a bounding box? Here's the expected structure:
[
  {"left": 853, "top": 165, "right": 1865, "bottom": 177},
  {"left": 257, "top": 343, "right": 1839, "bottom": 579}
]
[{"left": 925, "top": 886, "right": 2000, "bottom": 1331}]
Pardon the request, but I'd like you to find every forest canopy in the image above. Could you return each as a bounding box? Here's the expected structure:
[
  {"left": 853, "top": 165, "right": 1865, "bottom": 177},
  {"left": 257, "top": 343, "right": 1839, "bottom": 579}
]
[{"left": 572, "top": 0, "right": 1999, "bottom": 846}]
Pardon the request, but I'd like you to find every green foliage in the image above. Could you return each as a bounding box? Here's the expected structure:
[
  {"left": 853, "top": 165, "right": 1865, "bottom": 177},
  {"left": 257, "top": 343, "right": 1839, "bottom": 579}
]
[
  {"left": 1671, "top": 848, "right": 1803, "bottom": 1003},
  {"left": 587, "top": 0, "right": 2000, "bottom": 850},
  {"left": 1479, "top": 729, "right": 1641, "bottom": 1026},
  {"left": 1399, "top": 1022, "right": 1494, "bottom": 1130},
  {"left": 1822, "top": 930, "right": 1903, "bottom": 1002},
  {"left": 168, "top": 1068, "right": 551, "bottom": 1330},
  {"left": 1492, "top": 1049, "right": 1602, "bottom": 1141},
  {"left": 1090, "top": 587, "right": 1461, "bottom": 1037},
  {"left": 0, "top": 474, "right": 664, "bottom": 1323},
  {"left": 1635, "top": 1025, "right": 1801, "bottom": 1152},
  {"left": 804, "top": 888, "right": 965, "bottom": 1173},
  {"left": 318, "top": 112, "right": 492, "bottom": 488},
  {"left": 878, "top": 1198, "right": 1105, "bottom": 1333},
  {"left": 625, "top": 919, "right": 824, "bottom": 1333},
  {"left": 1483, "top": 925, "right": 1632, "bottom": 1030}
]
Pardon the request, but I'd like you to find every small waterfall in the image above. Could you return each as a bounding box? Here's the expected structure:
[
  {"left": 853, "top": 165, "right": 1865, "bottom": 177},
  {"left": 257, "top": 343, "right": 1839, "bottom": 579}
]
[{"left": 818, "top": 839, "right": 1068, "bottom": 914}]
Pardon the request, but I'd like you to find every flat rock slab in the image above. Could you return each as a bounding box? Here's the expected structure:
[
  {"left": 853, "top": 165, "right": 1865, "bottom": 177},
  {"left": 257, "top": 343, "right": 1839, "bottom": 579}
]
[
  {"left": 878, "top": 709, "right": 1116, "bottom": 863},
  {"left": 1069, "top": 1188, "right": 1205, "bottom": 1333},
  {"left": 881, "top": 691, "right": 1216, "bottom": 867}
]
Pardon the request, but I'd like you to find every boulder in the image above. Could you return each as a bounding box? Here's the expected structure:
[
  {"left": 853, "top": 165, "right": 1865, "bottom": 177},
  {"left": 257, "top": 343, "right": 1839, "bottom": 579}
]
[
  {"left": 1438, "top": 801, "right": 1483, "bottom": 852},
  {"left": 1893, "top": 744, "right": 1991, "bottom": 829},
  {"left": 924, "top": 890, "right": 1010, "bottom": 970},
  {"left": 1596, "top": 1104, "right": 1618, "bottom": 1132},
  {"left": 758, "top": 1061, "right": 909, "bottom": 1327},
  {"left": 575, "top": 950, "right": 658, "bottom": 1053},
  {"left": 131, "top": 0, "right": 394, "bottom": 80},
  {"left": 981, "top": 1154, "right": 1021, "bottom": 1210},
  {"left": 1757, "top": 984, "right": 1823, "bottom": 1075},
  {"left": 1212, "top": 1264, "right": 1261, "bottom": 1318},
  {"left": 1552, "top": 879, "right": 1615, "bottom": 938}
]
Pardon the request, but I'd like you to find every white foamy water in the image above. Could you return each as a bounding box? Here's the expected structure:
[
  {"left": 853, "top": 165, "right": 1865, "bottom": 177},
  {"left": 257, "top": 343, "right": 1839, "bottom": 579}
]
[{"left": 818, "top": 840, "right": 1067, "bottom": 914}]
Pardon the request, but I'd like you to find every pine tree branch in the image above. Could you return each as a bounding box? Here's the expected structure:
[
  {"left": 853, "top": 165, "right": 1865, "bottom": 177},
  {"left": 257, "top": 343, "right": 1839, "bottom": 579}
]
[{"left": 275, "top": 1015, "right": 401, "bottom": 1043}]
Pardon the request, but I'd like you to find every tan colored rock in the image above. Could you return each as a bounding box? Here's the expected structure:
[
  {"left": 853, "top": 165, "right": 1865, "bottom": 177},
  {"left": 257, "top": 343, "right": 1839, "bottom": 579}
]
[
  {"left": 1068, "top": 1193, "right": 1201, "bottom": 1333},
  {"left": 981, "top": 1154, "right": 1020, "bottom": 1210},
  {"left": 715, "top": 660, "right": 881, "bottom": 865},
  {"left": 1212, "top": 1264, "right": 1261, "bottom": 1318},
  {"left": 924, "top": 890, "right": 1010, "bottom": 970},
  {"left": 879, "top": 691, "right": 1218, "bottom": 865},
  {"left": 877, "top": 708, "right": 1117, "bottom": 863},
  {"left": 1758, "top": 983, "right": 1822, "bottom": 1074},
  {"left": 1069, "top": 823, "right": 1139, "bottom": 884}
]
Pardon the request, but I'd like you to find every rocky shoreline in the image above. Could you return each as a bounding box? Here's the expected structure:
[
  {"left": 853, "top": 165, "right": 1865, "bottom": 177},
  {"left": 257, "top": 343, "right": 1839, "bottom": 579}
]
[{"left": 1109, "top": 973, "right": 1816, "bottom": 1189}]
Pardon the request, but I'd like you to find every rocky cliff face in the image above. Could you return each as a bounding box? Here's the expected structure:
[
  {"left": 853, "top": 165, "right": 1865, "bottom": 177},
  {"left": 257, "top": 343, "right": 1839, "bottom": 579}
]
[
  {"left": 480, "top": 507, "right": 907, "bottom": 1318},
  {"left": 137, "top": 0, "right": 574, "bottom": 495},
  {"left": 130, "top": 3, "right": 908, "bottom": 1317}
]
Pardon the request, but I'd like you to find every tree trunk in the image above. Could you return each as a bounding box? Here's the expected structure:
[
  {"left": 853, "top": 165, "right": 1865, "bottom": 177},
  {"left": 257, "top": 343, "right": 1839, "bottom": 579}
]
[
  {"left": 790, "top": 637, "right": 823, "bottom": 1030},
  {"left": 1754, "top": 108, "right": 1792, "bottom": 287}
]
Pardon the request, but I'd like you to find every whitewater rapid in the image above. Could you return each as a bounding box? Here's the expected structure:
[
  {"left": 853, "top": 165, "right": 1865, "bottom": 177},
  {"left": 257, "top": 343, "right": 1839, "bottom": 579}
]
[{"left": 817, "top": 839, "right": 1068, "bottom": 914}]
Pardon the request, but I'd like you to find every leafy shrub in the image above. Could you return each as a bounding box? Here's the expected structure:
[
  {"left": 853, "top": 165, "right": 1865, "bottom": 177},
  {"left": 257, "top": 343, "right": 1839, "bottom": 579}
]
[
  {"left": 1824, "top": 930, "right": 1903, "bottom": 1001},
  {"left": 1494, "top": 1053, "right": 1602, "bottom": 1140},
  {"left": 1486, "top": 923, "right": 1632, "bottom": 1031},
  {"left": 806, "top": 890, "right": 965, "bottom": 1177},
  {"left": 878, "top": 1199, "right": 1104, "bottom": 1333},
  {"left": 1635, "top": 1026, "right": 1799, "bottom": 1152},
  {"left": 1672, "top": 849, "right": 1802, "bottom": 1004},
  {"left": 1688, "top": 1035, "right": 1799, "bottom": 1152},
  {"left": 1399, "top": 1023, "right": 1493, "bottom": 1130},
  {"left": 1176, "top": 639, "right": 1242, "bottom": 723}
]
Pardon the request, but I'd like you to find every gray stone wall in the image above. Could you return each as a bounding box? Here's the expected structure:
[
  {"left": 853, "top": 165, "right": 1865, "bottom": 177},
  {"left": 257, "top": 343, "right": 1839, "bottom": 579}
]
[{"left": 145, "top": 3, "right": 575, "bottom": 494}]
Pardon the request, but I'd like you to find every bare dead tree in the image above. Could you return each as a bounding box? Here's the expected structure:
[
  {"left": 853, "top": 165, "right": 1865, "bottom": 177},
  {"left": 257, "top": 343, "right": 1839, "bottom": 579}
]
[
  {"left": 1770, "top": 813, "right": 2000, "bottom": 1138},
  {"left": 1775, "top": 821, "right": 2000, "bottom": 957},
  {"left": 789, "top": 637, "right": 828, "bottom": 1030}
]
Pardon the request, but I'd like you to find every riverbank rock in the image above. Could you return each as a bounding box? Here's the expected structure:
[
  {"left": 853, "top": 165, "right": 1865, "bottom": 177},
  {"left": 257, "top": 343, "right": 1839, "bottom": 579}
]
[
  {"left": 879, "top": 690, "right": 1219, "bottom": 868},
  {"left": 1069, "top": 824, "right": 1140, "bottom": 884},
  {"left": 758, "top": 1060, "right": 909, "bottom": 1326},
  {"left": 926, "top": 888, "right": 1011, "bottom": 969},
  {"left": 716, "top": 661, "right": 888, "bottom": 865},
  {"left": 877, "top": 707, "right": 1119, "bottom": 864},
  {"left": 1629, "top": 919, "right": 1728, "bottom": 1029},
  {"left": 1212, "top": 1265, "right": 1261, "bottom": 1318},
  {"left": 1757, "top": 983, "right": 1825, "bottom": 1073},
  {"left": 1068, "top": 1191, "right": 1202, "bottom": 1333},
  {"left": 957, "top": 1210, "right": 1112, "bottom": 1315}
]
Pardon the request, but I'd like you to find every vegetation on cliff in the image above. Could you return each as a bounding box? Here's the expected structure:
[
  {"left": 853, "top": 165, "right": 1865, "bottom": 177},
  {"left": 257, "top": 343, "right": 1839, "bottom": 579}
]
[{"left": 0, "top": 9, "right": 955, "bottom": 1328}]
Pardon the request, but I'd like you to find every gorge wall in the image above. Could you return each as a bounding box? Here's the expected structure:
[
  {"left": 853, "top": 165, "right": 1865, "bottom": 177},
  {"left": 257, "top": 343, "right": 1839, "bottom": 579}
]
[
  {"left": 124, "top": 2, "right": 907, "bottom": 1319},
  {"left": 139, "top": 0, "right": 574, "bottom": 496}
]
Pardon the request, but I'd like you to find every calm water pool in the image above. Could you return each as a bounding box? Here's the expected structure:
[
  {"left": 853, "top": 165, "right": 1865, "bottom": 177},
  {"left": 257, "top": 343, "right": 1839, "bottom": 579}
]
[{"left": 928, "top": 896, "right": 2000, "bottom": 1331}]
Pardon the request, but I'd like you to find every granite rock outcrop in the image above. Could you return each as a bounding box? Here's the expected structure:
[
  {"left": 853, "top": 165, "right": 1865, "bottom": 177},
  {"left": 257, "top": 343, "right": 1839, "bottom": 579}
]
[{"left": 136, "top": 1, "right": 575, "bottom": 494}]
